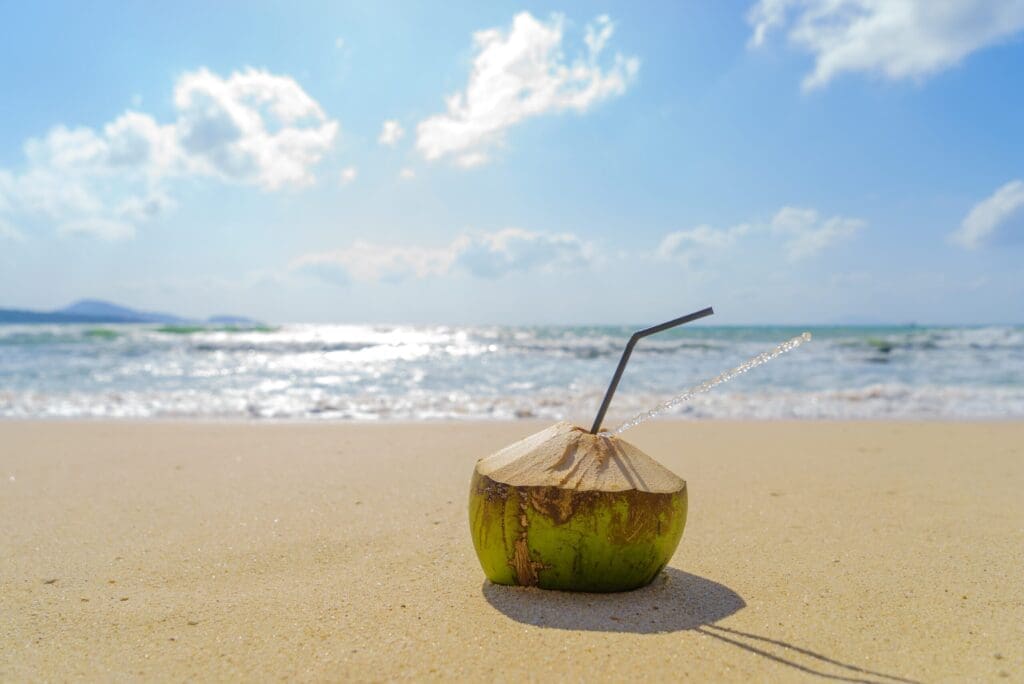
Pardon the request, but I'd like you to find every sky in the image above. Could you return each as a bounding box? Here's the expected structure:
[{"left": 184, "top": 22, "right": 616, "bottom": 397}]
[{"left": 0, "top": 0, "right": 1022, "bottom": 325}]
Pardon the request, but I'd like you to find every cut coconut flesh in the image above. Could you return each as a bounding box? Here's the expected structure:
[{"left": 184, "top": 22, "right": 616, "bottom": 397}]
[
  {"left": 469, "top": 422, "right": 687, "bottom": 592},
  {"left": 476, "top": 421, "right": 684, "bottom": 493}
]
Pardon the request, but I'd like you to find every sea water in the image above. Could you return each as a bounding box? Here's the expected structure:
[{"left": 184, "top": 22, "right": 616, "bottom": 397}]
[{"left": 0, "top": 323, "right": 1022, "bottom": 421}]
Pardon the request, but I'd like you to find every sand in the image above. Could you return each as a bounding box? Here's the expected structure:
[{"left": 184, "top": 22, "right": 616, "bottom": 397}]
[{"left": 1, "top": 421, "right": 1021, "bottom": 682}]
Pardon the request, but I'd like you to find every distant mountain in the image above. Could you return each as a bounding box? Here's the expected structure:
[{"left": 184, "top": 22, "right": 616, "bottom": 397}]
[
  {"left": 0, "top": 309, "right": 123, "bottom": 324},
  {"left": 0, "top": 299, "right": 261, "bottom": 326},
  {"left": 58, "top": 299, "right": 186, "bottom": 324}
]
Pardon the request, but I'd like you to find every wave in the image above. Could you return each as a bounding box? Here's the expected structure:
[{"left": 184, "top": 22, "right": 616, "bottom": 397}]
[
  {"left": 190, "top": 340, "right": 379, "bottom": 353},
  {"left": 1, "top": 323, "right": 1022, "bottom": 420},
  {"left": 155, "top": 324, "right": 278, "bottom": 335},
  {"left": 3, "top": 383, "right": 1022, "bottom": 421},
  {"left": 832, "top": 326, "right": 1024, "bottom": 351}
]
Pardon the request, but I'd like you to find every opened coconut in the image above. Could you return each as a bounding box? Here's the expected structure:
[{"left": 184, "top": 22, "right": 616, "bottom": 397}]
[
  {"left": 469, "top": 421, "right": 686, "bottom": 592},
  {"left": 468, "top": 306, "right": 812, "bottom": 593}
]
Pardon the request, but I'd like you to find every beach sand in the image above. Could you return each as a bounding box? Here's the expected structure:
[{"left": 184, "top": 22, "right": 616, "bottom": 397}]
[{"left": 1, "top": 421, "right": 1021, "bottom": 681}]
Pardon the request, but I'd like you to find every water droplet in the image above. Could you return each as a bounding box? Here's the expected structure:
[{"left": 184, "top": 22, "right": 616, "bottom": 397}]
[{"left": 603, "top": 332, "right": 813, "bottom": 436}]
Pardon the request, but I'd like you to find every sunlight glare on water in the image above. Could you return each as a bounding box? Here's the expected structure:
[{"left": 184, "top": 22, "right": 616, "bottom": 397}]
[
  {"left": 4, "top": 324, "right": 1024, "bottom": 420},
  {"left": 603, "top": 332, "right": 812, "bottom": 436}
]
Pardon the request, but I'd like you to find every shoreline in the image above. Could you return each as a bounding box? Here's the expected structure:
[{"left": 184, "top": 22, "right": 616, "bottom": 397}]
[
  {"left": 3, "top": 416, "right": 1024, "bottom": 424},
  {"left": 2, "top": 420, "right": 1022, "bottom": 680}
]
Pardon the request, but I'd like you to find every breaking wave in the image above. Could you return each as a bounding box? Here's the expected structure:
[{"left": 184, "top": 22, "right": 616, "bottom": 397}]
[{"left": 0, "top": 323, "right": 1021, "bottom": 420}]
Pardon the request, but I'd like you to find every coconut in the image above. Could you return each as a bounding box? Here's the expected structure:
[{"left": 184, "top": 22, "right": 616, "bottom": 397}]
[{"left": 469, "top": 421, "right": 686, "bottom": 592}]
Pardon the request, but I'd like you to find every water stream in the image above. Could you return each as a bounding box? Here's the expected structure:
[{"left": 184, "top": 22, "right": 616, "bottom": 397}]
[{"left": 604, "top": 332, "right": 812, "bottom": 436}]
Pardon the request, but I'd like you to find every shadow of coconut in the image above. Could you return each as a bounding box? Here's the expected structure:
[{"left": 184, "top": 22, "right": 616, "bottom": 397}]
[
  {"left": 483, "top": 568, "right": 920, "bottom": 683},
  {"left": 481, "top": 567, "right": 743, "bottom": 634}
]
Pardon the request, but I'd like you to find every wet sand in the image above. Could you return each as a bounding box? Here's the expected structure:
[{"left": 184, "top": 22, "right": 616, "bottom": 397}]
[{"left": 1, "top": 421, "right": 1021, "bottom": 681}]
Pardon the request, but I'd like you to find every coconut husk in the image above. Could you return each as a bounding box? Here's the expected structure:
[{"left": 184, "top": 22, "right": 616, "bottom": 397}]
[{"left": 475, "top": 421, "right": 683, "bottom": 493}]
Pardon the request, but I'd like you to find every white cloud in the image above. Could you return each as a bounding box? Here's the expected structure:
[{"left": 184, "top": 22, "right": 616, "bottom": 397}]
[
  {"left": 292, "top": 228, "right": 595, "bottom": 283},
  {"left": 454, "top": 228, "right": 595, "bottom": 278},
  {"left": 115, "top": 191, "right": 175, "bottom": 223},
  {"left": 656, "top": 224, "right": 751, "bottom": 265},
  {"left": 416, "top": 12, "right": 639, "bottom": 167},
  {"left": 748, "top": 0, "right": 1024, "bottom": 90},
  {"left": 0, "top": 171, "right": 11, "bottom": 213},
  {"left": 951, "top": 179, "right": 1024, "bottom": 249},
  {"left": 293, "top": 241, "right": 455, "bottom": 283},
  {"left": 770, "top": 207, "right": 864, "bottom": 260},
  {"left": 398, "top": 167, "right": 416, "bottom": 180},
  {"left": 173, "top": 68, "right": 338, "bottom": 189},
  {"left": 59, "top": 217, "right": 136, "bottom": 240},
  {"left": 0, "top": 67, "right": 339, "bottom": 240},
  {"left": 0, "top": 217, "right": 24, "bottom": 242},
  {"left": 103, "top": 112, "right": 179, "bottom": 173},
  {"left": 339, "top": 166, "right": 358, "bottom": 185},
  {"left": 657, "top": 206, "right": 864, "bottom": 265},
  {"left": 378, "top": 120, "right": 405, "bottom": 147},
  {"left": 335, "top": 37, "right": 345, "bottom": 49},
  {"left": 453, "top": 152, "right": 489, "bottom": 169}
]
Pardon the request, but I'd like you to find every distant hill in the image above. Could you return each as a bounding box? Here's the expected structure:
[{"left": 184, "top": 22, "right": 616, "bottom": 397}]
[
  {"left": 0, "top": 309, "right": 125, "bottom": 324},
  {"left": 58, "top": 299, "right": 186, "bottom": 324},
  {"left": 0, "top": 299, "right": 261, "bottom": 326}
]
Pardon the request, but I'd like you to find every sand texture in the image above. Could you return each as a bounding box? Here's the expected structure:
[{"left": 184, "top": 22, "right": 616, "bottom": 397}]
[{"left": 1, "top": 421, "right": 1022, "bottom": 682}]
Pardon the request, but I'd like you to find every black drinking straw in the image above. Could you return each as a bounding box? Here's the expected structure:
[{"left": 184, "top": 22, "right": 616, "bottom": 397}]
[{"left": 589, "top": 306, "right": 714, "bottom": 434}]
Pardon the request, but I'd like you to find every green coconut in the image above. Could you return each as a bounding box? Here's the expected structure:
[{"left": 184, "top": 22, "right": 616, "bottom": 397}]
[{"left": 469, "top": 421, "right": 687, "bottom": 592}]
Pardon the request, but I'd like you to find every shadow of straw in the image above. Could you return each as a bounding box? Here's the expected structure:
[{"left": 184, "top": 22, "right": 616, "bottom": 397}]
[
  {"left": 696, "top": 625, "right": 921, "bottom": 684},
  {"left": 482, "top": 568, "right": 920, "bottom": 684}
]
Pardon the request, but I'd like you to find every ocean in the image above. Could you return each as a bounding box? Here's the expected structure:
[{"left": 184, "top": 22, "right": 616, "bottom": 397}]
[{"left": 1, "top": 323, "right": 1022, "bottom": 422}]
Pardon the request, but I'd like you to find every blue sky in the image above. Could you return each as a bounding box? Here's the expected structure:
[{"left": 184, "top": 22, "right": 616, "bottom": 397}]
[{"left": 0, "top": 1, "right": 1022, "bottom": 325}]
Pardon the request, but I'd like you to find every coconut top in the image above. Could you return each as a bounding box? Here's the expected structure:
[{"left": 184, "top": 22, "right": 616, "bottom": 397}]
[{"left": 475, "top": 421, "right": 684, "bottom": 494}]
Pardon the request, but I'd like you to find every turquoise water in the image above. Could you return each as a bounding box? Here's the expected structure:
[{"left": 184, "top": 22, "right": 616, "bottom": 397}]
[{"left": 0, "top": 323, "right": 1022, "bottom": 420}]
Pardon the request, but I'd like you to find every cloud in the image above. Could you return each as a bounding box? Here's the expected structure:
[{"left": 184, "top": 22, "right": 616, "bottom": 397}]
[
  {"left": 292, "top": 228, "right": 595, "bottom": 283},
  {"left": 59, "top": 217, "right": 136, "bottom": 240},
  {"left": 173, "top": 68, "right": 338, "bottom": 189},
  {"left": 0, "top": 67, "right": 338, "bottom": 240},
  {"left": 339, "top": 166, "right": 358, "bottom": 185},
  {"left": 656, "top": 224, "right": 751, "bottom": 266},
  {"left": 454, "top": 228, "right": 595, "bottom": 278},
  {"left": 115, "top": 191, "right": 175, "bottom": 223},
  {"left": 769, "top": 206, "right": 865, "bottom": 259},
  {"left": 0, "top": 217, "right": 24, "bottom": 242},
  {"left": 378, "top": 120, "right": 405, "bottom": 147},
  {"left": 398, "top": 167, "right": 416, "bottom": 180},
  {"left": 951, "top": 179, "right": 1024, "bottom": 249},
  {"left": 747, "top": 0, "right": 1024, "bottom": 90},
  {"left": 657, "top": 206, "right": 864, "bottom": 265},
  {"left": 416, "top": 12, "right": 638, "bottom": 167},
  {"left": 103, "top": 111, "right": 179, "bottom": 173},
  {"left": 293, "top": 241, "right": 455, "bottom": 283},
  {"left": 0, "top": 171, "right": 10, "bottom": 212}
]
